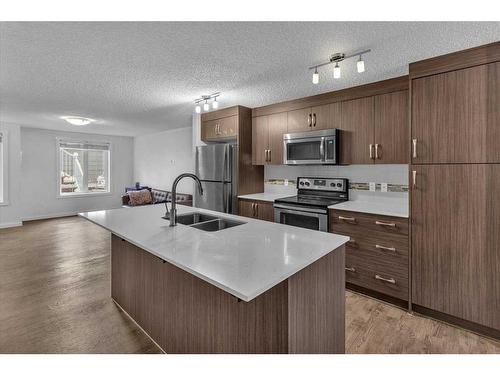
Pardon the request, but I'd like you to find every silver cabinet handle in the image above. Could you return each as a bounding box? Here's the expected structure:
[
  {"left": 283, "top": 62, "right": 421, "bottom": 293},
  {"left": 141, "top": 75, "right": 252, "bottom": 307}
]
[
  {"left": 308, "top": 113, "right": 312, "bottom": 127},
  {"left": 265, "top": 150, "right": 268, "bottom": 162},
  {"left": 412, "top": 170, "right": 417, "bottom": 188},
  {"left": 375, "top": 144, "right": 380, "bottom": 159},
  {"left": 255, "top": 203, "right": 259, "bottom": 217},
  {"left": 375, "top": 274, "right": 396, "bottom": 284},
  {"left": 375, "top": 220, "right": 396, "bottom": 227},
  {"left": 252, "top": 203, "right": 256, "bottom": 217},
  {"left": 216, "top": 124, "right": 220, "bottom": 135},
  {"left": 412, "top": 139, "right": 417, "bottom": 158},
  {"left": 268, "top": 149, "right": 271, "bottom": 162},
  {"left": 338, "top": 216, "right": 356, "bottom": 222},
  {"left": 313, "top": 113, "right": 317, "bottom": 127},
  {"left": 375, "top": 244, "right": 396, "bottom": 252},
  {"left": 345, "top": 267, "right": 356, "bottom": 273},
  {"left": 348, "top": 239, "right": 356, "bottom": 244},
  {"left": 369, "top": 144, "right": 374, "bottom": 159}
]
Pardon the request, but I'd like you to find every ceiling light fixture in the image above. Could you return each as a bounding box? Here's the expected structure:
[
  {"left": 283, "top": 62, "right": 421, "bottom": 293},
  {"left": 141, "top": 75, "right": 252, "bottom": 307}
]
[
  {"left": 357, "top": 55, "right": 365, "bottom": 73},
  {"left": 61, "top": 116, "right": 95, "bottom": 126},
  {"left": 333, "top": 62, "right": 341, "bottom": 79},
  {"left": 312, "top": 67, "right": 319, "bottom": 84},
  {"left": 194, "top": 92, "right": 220, "bottom": 113},
  {"left": 308, "top": 49, "right": 371, "bottom": 84}
]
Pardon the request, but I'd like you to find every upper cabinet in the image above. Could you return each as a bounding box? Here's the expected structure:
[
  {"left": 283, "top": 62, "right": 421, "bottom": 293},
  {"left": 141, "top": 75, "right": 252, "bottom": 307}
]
[
  {"left": 287, "top": 104, "right": 331, "bottom": 133},
  {"left": 201, "top": 112, "right": 238, "bottom": 142},
  {"left": 252, "top": 112, "right": 287, "bottom": 165},
  {"left": 411, "top": 62, "right": 500, "bottom": 164},
  {"left": 340, "top": 97, "right": 374, "bottom": 164},
  {"left": 374, "top": 91, "right": 409, "bottom": 164}
]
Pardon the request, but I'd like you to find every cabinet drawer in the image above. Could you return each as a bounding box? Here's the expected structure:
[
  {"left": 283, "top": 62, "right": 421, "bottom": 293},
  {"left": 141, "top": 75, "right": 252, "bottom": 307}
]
[
  {"left": 344, "top": 233, "right": 409, "bottom": 263},
  {"left": 345, "top": 251, "right": 409, "bottom": 300},
  {"left": 330, "top": 209, "right": 409, "bottom": 237}
]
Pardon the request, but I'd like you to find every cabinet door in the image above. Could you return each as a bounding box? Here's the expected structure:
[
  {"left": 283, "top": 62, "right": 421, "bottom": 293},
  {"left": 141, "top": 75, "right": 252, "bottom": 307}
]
[
  {"left": 255, "top": 201, "right": 274, "bottom": 222},
  {"left": 201, "top": 120, "right": 218, "bottom": 141},
  {"left": 340, "top": 97, "right": 374, "bottom": 164},
  {"left": 252, "top": 116, "right": 269, "bottom": 165},
  {"left": 268, "top": 112, "right": 287, "bottom": 165},
  {"left": 374, "top": 91, "right": 409, "bottom": 164},
  {"left": 287, "top": 107, "right": 312, "bottom": 133},
  {"left": 411, "top": 164, "right": 500, "bottom": 330},
  {"left": 412, "top": 62, "right": 500, "bottom": 163},
  {"left": 311, "top": 104, "right": 330, "bottom": 130},
  {"left": 238, "top": 199, "right": 256, "bottom": 218},
  {"left": 218, "top": 115, "right": 238, "bottom": 138}
]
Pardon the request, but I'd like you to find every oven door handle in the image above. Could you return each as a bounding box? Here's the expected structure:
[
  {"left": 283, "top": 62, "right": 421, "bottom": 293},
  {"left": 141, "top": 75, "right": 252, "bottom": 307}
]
[{"left": 273, "top": 204, "right": 327, "bottom": 215}]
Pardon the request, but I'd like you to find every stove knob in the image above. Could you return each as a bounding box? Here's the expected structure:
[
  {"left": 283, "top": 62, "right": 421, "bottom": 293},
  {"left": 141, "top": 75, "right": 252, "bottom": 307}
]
[
  {"left": 305, "top": 181, "right": 310, "bottom": 186},
  {"left": 337, "top": 183, "right": 342, "bottom": 187},
  {"left": 330, "top": 183, "right": 335, "bottom": 187},
  {"left": 299, "top": 181, "right": 304, "bottom": 186}
]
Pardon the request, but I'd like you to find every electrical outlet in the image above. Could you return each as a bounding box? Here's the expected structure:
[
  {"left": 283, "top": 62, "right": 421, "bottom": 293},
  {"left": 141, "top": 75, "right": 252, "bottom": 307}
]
[
  {"left": 284, "top": 179, "right": 289, "bottom": 186},
  {"left": 369, "top": 182, "right": 376, "bottom": 192},
  {"left": 381, "top": 183, "right": 388, "bottom": 192}
]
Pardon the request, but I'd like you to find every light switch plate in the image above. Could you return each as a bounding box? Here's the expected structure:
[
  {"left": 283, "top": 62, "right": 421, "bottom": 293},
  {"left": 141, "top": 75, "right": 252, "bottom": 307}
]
[
  {"left": 369, "top": 182, "right": 376, "bottom": 192},
  {"left": 381, "top": 183, "right": 388, "bottom": 192}
]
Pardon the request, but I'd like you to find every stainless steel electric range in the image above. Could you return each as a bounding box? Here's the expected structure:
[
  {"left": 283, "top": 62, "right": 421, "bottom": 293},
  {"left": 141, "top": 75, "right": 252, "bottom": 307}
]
[{"left": 274, "top": 177, "right": 349, "bottom": 232}]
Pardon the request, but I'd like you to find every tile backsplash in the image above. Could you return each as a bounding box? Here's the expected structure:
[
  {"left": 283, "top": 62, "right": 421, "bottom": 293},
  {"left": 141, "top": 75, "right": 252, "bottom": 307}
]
[{"left": 264, "top": 164, "right": 409, "bottom": 197}]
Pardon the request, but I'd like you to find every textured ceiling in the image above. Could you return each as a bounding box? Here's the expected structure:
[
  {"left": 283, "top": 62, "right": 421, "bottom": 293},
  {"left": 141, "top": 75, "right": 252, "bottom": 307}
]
[{"left": 1, "top": 22, "right": 499, "bottom": 137}]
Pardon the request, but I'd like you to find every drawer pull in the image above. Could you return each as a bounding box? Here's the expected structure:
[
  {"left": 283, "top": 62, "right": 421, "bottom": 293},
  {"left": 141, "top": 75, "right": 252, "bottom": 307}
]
[
  {"left": 375, "top": 274, "right": 396, "bottom": 284},
  {"left": 348, "top": 239, "right": 356, "bottom": 244},
  {"left": 339, "top": 216, "right": 356, "bottom": 222},
  {"left": 345, "top": 267, "right": 356, "bottom": 273},
  {"left": 375, "top": 220, "right": 396, "bottom": 227},
  {"left": 375, "top": 244, "right": 396, "bottom": 252}
]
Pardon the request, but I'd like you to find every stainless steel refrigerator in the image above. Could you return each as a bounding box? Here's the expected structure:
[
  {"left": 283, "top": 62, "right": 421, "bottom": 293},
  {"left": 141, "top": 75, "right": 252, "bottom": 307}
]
[{"left": 194, "top": 144, "right": 238, "bottom": 214}]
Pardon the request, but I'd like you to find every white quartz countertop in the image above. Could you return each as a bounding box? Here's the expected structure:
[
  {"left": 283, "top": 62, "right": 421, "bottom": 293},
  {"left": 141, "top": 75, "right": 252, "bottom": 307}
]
[
  {"left": 80, "top": 204, "right": 349, "bottom": 302},
  {"left": 238, "top": 192, "right": 292, "bottom": 202},
  {"left": 329, "top": 199, "right": 409, "bottom": 218}
]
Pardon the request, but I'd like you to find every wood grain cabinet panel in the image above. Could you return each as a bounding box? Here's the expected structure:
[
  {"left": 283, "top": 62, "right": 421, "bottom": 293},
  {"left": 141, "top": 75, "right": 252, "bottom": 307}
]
[
  {"left": 218, "top": 115, "right": 238, "bottom": 138},
  {"left": 201, "top": 115, "right": 238, "bottom": 142},
  {"left": 287, "top": 107, "right": 312, "bottom": 133},
  {"left": 252, "top": 116, "right": 268, "bottom": 165},
  {"left": 267, "top": 112, "right": 287, "bottom": 164},
  {"left": 411, "top": 62, "right": 500, "bottom": 163},
  {"left": 340, "top": 97, "right": 374, "bottom": 164},
  {"left": 238, "top": 199, "right": 274, "bottom": 222},
  {"left": 411, "top": 164, "right": 500, "bottom": 330},
  {"left": 374, "top": 90, "right": 409, "bottom": 164},
  {"left": 310, "top": 104, "right": 330, "bottom": 130}
]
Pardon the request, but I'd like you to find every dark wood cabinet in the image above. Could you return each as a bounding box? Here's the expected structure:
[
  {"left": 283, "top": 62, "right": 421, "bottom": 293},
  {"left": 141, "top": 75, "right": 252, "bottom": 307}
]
[
  {"left": 238, "top": 198, "right": 274, "bottom": 222},
  {"left": 340, "top": 97, "right": 374, "bottom": 164},
  {"left": 374, "top": 91, "right": 409, "bottom": 164},
  {"left": 252, "top": 112, "right": 287, "bottom": 165},
  {"left": 330, "top": 209, "right": 409, "bottom": 302},
  {"left": 201, "top": 115, "right": 238, "bottom": 142},
  {"left": 287, "top": 104, "right": 330, "bottom": 133},
  {"left": 411, "top": 164, "right": 500, "bottom": 330},
  {"left": 411, "top": 61, "right": 500, "bottom": 164}
]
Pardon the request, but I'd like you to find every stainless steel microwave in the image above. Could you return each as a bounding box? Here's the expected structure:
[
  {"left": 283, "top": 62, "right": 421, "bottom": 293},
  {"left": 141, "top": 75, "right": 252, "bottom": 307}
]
[{"left": 283, "top": 128, "right": 339, "bottom": 165}]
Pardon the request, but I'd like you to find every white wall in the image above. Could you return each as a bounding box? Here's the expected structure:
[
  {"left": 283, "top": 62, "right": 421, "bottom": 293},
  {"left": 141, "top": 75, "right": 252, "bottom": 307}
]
[
  {"left": 0, "top": 123, "right": 22, "bottom": 228},
  {"left": 134, "top": 126, "right": 195, "bottom": 195},
  {"left": 20, "top": 127, "right": 134, "bottom": 220}
]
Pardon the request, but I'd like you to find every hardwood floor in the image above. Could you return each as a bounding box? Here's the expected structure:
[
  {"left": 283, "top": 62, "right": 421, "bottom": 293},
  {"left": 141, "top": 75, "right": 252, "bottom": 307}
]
[{"left": 1, "top": 216, "right": 499, "bottom": 354}]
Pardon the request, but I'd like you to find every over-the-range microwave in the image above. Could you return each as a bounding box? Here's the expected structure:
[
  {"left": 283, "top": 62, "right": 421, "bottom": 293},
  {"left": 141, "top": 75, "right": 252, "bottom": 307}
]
[{"left": 283, "top": 128, "right": 339, "bottom": 165}]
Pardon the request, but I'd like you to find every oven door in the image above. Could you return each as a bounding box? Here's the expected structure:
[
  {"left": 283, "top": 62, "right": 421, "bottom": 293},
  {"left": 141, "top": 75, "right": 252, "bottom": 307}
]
[
  {"left": 274, "top": 204, "right": 328, "bottom": 232},
  {"left": 283, "top": 136, "right": 324, "bottom": 165}
]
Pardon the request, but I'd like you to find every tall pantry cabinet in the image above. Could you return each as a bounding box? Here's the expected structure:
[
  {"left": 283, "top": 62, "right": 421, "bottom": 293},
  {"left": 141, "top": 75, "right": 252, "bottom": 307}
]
[{"left": 410, "top": 42, "right": 500, "bottom": 336}]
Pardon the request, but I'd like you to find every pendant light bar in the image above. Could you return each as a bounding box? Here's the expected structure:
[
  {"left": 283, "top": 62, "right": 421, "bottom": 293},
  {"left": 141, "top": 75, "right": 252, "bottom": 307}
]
[
  {"left": 194, "top": 92, "right": 221, "bottom": 113},
  {"left": 308, "top": 49, "right": 371, "bottom": 84}
]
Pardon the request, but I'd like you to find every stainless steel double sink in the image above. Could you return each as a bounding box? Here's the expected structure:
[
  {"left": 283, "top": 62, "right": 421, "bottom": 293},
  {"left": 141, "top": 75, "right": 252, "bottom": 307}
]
[{"left": 163, "top": 212, "right": 246, "bottom": 232}]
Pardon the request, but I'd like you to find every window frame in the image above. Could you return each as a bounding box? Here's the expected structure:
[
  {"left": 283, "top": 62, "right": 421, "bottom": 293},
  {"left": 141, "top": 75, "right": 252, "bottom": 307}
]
[
  {"left": 0, "top": 130, "right": 8, "bottom": 206},
  {"left": 56, "top": 137, "right": 112, "bottom": 198}
]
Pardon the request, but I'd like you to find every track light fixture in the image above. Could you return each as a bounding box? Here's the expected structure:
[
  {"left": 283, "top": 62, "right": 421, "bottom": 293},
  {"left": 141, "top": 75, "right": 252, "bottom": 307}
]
[
  {"left": 309, "top": 49, "right": 371, "bottom": 84},
  {"left": 194, "top": 92, "right": 220, "bottom": 113}
]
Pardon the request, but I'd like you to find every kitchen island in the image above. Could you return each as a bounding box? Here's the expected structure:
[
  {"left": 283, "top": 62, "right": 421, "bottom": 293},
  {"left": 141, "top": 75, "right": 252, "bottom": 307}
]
[{"left": 80, "top": 204, "right": 349, "bottom": 354}]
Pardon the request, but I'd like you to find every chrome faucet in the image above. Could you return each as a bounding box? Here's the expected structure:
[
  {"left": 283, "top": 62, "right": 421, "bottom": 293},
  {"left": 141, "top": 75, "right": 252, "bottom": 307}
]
[{"left": 168, "top": 173, "right": 204, "bottom": 227}]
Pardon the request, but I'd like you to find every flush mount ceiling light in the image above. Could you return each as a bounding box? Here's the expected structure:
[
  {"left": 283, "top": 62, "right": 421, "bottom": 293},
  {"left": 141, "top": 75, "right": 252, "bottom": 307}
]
[
  {"left": 194, "top": 92, "right": 220, "bottom": 113},
  {"left": 61, "top": 116, "right": 95, "bottom": 126},
  {"left": 309, "top": 49, "right": 371, "bottom": 85}
]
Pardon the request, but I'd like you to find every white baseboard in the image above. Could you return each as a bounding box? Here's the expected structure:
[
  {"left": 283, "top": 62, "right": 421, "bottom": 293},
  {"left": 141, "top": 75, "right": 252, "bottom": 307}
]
[
  {"left": 0, "top": 221, "right": 23, "bottom": 229},
  {"left": 22, "top": 212, "right": 79, "bottom": 222}
]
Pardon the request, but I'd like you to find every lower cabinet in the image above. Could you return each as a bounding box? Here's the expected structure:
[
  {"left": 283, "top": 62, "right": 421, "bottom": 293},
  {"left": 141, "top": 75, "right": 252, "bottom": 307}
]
[
  {"left": 329, "top": 209, "right": 409, "bottom": 302},
  {"left": 238, "top": 198, "right": 274, "bottom": 222}
]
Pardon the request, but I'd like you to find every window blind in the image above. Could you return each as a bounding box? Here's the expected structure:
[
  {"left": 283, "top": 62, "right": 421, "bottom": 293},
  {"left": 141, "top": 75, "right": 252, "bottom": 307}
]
[{"left": 59, "top": 140, "right": 109, "bottom": 151}]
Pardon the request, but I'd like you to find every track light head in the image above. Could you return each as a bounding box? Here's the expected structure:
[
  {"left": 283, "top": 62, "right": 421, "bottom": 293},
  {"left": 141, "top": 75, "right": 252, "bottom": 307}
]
[
  {"left": 333, "top": 62, "right": 341, "bottom": 79},
  {"left": 357, "top": 55, "right": 365, "bottom": 73},
  {"left": 312, "top": 67, "right": 319, "bottom": 84}
]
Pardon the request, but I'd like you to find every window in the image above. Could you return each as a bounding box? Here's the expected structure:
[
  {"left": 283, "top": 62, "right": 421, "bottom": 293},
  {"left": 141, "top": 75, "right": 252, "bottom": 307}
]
[
  {"left": 0, "top": 132, "right": 4, "bottom": 204},
  {"left": 58, "top": 139, "right": 111, "bottom": 196}
]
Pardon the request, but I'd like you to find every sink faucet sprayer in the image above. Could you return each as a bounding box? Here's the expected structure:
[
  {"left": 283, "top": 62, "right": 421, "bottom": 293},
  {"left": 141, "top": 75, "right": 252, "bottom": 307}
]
[{"left": 166, "top": 173, "right": 204, "bottom": 227}]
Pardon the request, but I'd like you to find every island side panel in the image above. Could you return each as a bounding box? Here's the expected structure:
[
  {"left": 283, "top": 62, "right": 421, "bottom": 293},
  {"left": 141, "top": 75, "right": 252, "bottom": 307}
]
[
  {"left": 287, "top": 245, "right": 346, "bottom": 354},
  {"left": 111, "top": 235, "right": 288, "bottom": 353}
]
